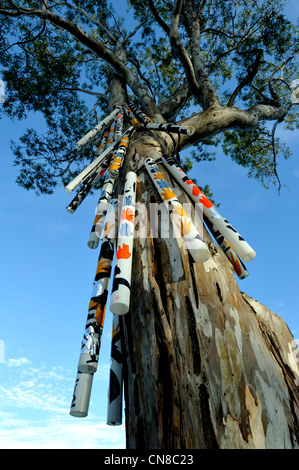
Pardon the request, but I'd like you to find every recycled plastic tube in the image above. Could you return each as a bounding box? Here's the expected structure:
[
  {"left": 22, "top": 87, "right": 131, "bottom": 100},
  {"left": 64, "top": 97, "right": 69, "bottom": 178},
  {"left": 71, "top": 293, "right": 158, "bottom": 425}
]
[
  {"left": 126, "top": 102, "right": 153, "bottom": 124},
  {"left": 65, "top": 139, "right": 118, "bottom": 194},
  {"left": 87, "top": 172, "right": 116, "bottom": 249},
  {"left": 145, "top": 157, "right": 210, "bottom": 264},
  {"left": 145, "top": 122, "right": 194, "bottom": 135},
  {"left": 123, "top": 102, "right": 194, "bottom": 134},
  {"left": 107, "top": 315, "right": 123, "bottom": 426},
  {"left": 203, "top": 215, "right": 249, "bottom": 280},
  {"left": 70, "top": 371, "right": 94, "bottom": 417},
  {"left": 123, "top": 102, "right": 140, "bottom": 126},
  {"left": 114, "top": 110, "right": 124, "bottom": 142},
  {"left": 65, "top": 157, "right": 109, "bottom": 214},
  {"left": 108, "top": 134, "right": 130, "bottom": 178},
  {"left": 75, "top": 107, "right": 121, "bottom": 149},
  {"left": 78, "top": 200, "right": 118, "bottom": 373},
  {"left": 161, "top": 153, "right": 256, "bottom": 263},
  {"left": 106, "top": 121, "right": 115, "bottom": 147},
  {"left": 110, "top": 171, "right": 137, "bottom": 315},
  {"left": 95, "top": 129, "right": 109, "bottom": 155}
]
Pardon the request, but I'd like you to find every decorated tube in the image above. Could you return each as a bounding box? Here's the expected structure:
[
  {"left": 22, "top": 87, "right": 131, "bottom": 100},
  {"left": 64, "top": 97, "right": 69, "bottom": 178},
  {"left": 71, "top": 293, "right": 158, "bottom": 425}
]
[
  {"left": 66, "top": 158, "right": 109, "bottom": 214},
  {"left": 108, "top": 134, "right": 130, "bottom": 178},
  {"left": 107, "top": 315, "right": 123, "bottom": 426},
  {"left": 87, "top": 172, "right": 116, "bottom": 249},
  {"left": 110, "top": 171, "right": 137, "bottom": 315},
  {"left": 95, "top": 129, "right": 109, "bottom": 156},
  {"left": 123, "top": 102, "right": 140, "bottom": 126},
  {"left": 161, "top": 153, "right": 256, "bottom": 263},
  {"left": 126, "top": 102, "right": 153, "bottom": 125},
  {"left": 65, "top": 140, "right": 118, "bottom": 194},
  {"left": 203, "top": 216, "right": 249, "bottom": 279},
  {"left": 114, "top": 110, "right": 124, "bottom": 142},
  {"left": 75, "top": 107, "right": 121, "bottom": 149},
  {"left": 145, "top": 122, "right": 194, "bottom": 135},
  {"left": 123, "top": 102, "right": 194, "bottom": 134},
  {"left": 145, "top": 157, "right": 210, "bottom": 264},
  {"left": 78, "top": 199, "right": 118, "bottom": 373},
  {"left": 70, "top": 371, "right": 94, "bottom": 418}
]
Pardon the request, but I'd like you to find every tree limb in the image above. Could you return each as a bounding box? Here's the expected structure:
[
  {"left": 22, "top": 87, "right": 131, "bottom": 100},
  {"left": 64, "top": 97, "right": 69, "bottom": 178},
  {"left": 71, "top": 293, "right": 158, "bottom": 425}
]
[
  {"left": 0, "top": 1, "right": 163, "bottom": 121},
  {"left": 147, "top": 0, "right": 170, "bottom": 35},
  {"left": 227, "top": 49, "right": 263, "bottom": 107}
]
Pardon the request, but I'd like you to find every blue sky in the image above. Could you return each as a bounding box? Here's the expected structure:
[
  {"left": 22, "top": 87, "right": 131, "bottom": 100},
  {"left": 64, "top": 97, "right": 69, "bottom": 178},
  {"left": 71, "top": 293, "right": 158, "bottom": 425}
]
[{"left": 0, "top": 0, "right": 299, "bottom": 450}]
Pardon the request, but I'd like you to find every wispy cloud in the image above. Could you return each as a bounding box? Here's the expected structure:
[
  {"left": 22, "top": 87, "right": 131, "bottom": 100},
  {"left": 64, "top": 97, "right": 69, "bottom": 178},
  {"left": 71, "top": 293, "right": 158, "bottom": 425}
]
[
  {"left": 0, "top": 357, "right": 125, "bottom": 449},
  {"left": 0, "top": 411, "right": 125, "bottom": 449},
  {"left": 7, "top": 357, "right": 31, "bottom": 367}
]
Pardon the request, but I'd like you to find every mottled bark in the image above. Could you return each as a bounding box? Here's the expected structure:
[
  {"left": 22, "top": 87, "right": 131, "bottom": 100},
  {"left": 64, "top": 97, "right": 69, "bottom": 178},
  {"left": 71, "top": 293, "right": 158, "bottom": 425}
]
[{"left": 119, "top": 135, "right": 299, "bottom": 449}]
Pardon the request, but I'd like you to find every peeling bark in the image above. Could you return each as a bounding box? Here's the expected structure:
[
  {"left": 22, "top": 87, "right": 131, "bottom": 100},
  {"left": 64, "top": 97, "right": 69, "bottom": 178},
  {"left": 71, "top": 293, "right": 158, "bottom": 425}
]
[{"left": 119, "top": 136, "right": 299, "bottom": 449}]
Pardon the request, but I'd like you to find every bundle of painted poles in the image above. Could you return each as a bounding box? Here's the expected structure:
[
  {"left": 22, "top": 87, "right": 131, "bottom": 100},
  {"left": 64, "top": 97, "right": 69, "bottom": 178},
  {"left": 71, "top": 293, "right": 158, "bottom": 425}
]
[{"left": 68, "top": 102, "right": 256, "bottom": 423}]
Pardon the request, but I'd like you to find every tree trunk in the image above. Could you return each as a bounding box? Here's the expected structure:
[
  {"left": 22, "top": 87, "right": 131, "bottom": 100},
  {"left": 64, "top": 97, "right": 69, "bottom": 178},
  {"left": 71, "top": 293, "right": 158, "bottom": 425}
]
[{"left": 119, "top": 134, "right": 299, "bottom": 450}]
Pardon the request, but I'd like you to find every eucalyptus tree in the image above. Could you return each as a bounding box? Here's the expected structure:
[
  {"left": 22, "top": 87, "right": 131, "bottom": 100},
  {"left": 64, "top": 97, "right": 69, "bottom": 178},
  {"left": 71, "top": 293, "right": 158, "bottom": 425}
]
[{"left": 1, "top": 0, "right": 299, "bottom": 449}]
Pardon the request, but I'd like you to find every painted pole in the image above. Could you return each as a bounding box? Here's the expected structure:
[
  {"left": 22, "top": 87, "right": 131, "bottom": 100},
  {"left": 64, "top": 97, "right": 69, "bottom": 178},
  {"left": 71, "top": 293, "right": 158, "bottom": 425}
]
[
  {"left": 110, "top": 171, "right": 137, "bottom": 315},
  {"left": 114, "top": 110, "right": 124, "bottom": 142},
  {"left": 145, "top": 122, "right": 194, "bottom": 135},
  {"left": 75, "top": 107, "right": 120, "bottom": 149},
  {"left": 123, "top": 102, "right": 140, "bottom": 126},
  {"left": 87, "top": 172, "right": 117, "bottom": 249},
  {"left": 161, "top": 153, "right": 256, "bottom": 263},
  {"left": 145, "top": 157, "right": 210, "bottom": 264},
  {"left": 203, "top": 215, "right": 249, "bottom": 279},
  {"left": 108, "top": 133, "right": 131, "bottom": 178},
  {"left": 70, "top": 371, "right": 94, "bottom": 418},
  {"left": 65, "top": 158, "right": 109, "bottom": 214},
  {"left": 95, "top": 129, "right": 109, "bottom": 156},
  {"left": 123, "top": 101, "right": 194, "bottom": 134},
  {"left": 64, "top": 140, "right": 118, "bottom": 194},
  {"left": 78, "top": 199, "right": 118, "bottom": 374},
  {"left": 107, "top": 315, "right": 123, "bottom": 426},
  {"left": 126, "top": 102, "right": 153, "bottom": 124}
]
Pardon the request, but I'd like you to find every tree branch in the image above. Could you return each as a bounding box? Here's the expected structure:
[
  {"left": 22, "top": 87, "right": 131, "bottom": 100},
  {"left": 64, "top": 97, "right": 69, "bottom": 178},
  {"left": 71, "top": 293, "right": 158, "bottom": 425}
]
[
  {"left": 0, "top": 1, "right": 163, "bottom": 121},
  {"left": 168, "top": 0, "right": 203, "bottom": 104},
  {"left": 147, "top": 0, "right": 170, "bottom": 35},
  {"left": 158, "top": 80, "right": 192, "bottom": 120},
  {"left": 189, "top": 1, "right": 220, "bottom": 109},
  {"left": 227, "top": 49, "right": 263, "bottom": 107}
]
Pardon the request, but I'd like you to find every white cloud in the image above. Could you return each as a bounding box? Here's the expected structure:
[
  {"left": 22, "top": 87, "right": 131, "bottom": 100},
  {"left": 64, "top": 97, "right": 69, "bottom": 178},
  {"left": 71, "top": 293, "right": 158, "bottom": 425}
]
[
  {"left": 0, "top": 358, "right": 125, "bottom": 449},
  {"left": 0, "top": 411, "right": 125, "bottom": 449},
  {"left": 7, "top": 357, "right": 31, "bottom": 367}
]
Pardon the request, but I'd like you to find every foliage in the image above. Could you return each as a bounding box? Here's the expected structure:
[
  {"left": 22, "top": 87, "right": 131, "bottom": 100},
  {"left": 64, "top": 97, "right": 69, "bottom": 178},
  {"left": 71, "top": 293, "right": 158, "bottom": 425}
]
[{"left": 0, "top": 0, "right": 298, "bottom": 194}]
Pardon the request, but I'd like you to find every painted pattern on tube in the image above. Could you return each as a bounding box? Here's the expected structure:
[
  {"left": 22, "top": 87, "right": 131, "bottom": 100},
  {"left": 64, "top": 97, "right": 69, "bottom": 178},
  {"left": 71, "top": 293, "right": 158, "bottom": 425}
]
[
  {"left": 145, "top": 157, "right": 210, "bottom": 264},
  {"left": 161, "top": 153, "right": 256, "bottom": 263},
  {"left": 110, "top": 171, "right": 137, "bottom": 316}
]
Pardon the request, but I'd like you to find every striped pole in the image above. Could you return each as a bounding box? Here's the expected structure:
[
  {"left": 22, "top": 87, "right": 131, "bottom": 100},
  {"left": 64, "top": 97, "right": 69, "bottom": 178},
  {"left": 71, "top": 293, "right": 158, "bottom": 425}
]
[
  {"left": 145, "top": 157, "right": 210, "bottom": 264},
  {"left": 65, "top": 157, "right": 109, "bottom": 214},
  {"left": 75, "top": 107, "right": 121, "bottom": 149},
  {"left": 161, "top": 153, "right": 256, "bottom": 263},
  {"left": 204, "top": 216, "right": 249, "bottom": 279},
  {"left": 110, "top": 171, "right": 137, "bottom": 315},
  {"left": 108, "top": 133, "right": 131, "bottom": 178},
  {"left": 123, "top": 102, "right": 194, "bottom": 134},
  {"left": 87, "top": 172, "right": 117, "bottom": 249},
  {"left": 78, "top": 199, "right": 118, "bottom": 374},
  {"left": 107, "top": 315, "right": 123, "bottom": 426}
]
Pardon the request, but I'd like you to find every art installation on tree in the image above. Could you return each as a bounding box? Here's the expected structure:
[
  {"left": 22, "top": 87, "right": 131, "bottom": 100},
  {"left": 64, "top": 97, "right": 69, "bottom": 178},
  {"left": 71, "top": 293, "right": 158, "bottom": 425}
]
[
  {"left": 69, "top": 102, "right": 256, "bottom": 422},
  {"left": 1, "top": 0, "right": 299, "bottom": 450}
]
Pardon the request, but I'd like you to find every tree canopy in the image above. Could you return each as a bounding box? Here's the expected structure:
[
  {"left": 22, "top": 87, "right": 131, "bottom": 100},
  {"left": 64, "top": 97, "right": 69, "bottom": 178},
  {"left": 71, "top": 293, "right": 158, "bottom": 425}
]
[{"left": 0, "top": 0, "right": 298, "bottom": 194}]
